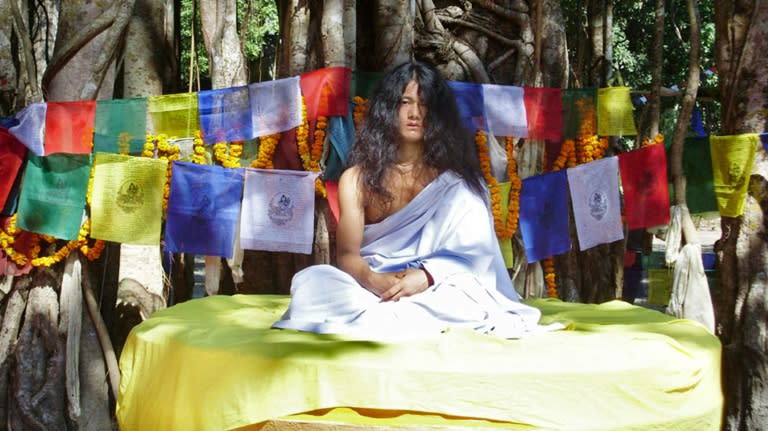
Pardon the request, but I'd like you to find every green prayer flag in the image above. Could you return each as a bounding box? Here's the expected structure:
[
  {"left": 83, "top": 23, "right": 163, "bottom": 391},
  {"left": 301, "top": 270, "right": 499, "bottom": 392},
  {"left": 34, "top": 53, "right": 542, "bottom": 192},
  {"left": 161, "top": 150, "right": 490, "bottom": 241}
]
[
  {"left": 16, "top": 153, "right": 91, "bottom": 240},
  {"left": 682, "top": 136, "right": 718, "bottom": 214},
  {"left": 94, "top": 97, "right": 148, "bottom": 155},
  {"left": 562, "top": 88, "right": 597, "bottom": 140}
]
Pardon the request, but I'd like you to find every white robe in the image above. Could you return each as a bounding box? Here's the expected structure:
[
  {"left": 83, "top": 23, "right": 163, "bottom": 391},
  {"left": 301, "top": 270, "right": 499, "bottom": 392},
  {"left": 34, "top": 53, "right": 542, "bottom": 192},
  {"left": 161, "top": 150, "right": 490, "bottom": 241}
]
[{"left": 272, "top": 171, "right": 543, "bottom": 339}]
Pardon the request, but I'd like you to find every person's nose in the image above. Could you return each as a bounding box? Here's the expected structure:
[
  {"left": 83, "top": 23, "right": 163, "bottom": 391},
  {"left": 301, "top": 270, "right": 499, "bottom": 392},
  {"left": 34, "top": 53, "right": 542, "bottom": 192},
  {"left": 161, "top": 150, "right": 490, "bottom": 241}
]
[{"left": 407, "top": 103, "right": 420, "bottom": 119}]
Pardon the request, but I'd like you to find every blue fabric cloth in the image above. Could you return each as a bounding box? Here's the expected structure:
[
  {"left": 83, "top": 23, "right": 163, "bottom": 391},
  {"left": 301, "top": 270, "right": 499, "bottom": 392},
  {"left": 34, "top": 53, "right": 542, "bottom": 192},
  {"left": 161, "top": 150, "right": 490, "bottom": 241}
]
[
  {"left": 164, "top": 161, "right": 245, "bottom": 258},
  {"left": 761, "top": 133, "right": 768, "bottom": 153},
  {"left": 519, "top": 170, "right": 571, "bottom": 262},
  {"left": 324, "top": 109, "right": 355, "bottom": 181},
  {"left": 447, "top": 80, "right": 487, "bottom": 132},
  {"left": 198, "top": 86, "right": 253, "bottom": 144}
]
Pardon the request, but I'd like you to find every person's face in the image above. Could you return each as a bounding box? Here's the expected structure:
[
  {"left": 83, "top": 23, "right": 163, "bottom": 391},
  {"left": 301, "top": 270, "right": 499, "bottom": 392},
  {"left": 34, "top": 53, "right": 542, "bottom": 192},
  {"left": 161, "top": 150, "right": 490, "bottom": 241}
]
[{"left": 398, "top": 80, "right": 426, "bottom": 145}]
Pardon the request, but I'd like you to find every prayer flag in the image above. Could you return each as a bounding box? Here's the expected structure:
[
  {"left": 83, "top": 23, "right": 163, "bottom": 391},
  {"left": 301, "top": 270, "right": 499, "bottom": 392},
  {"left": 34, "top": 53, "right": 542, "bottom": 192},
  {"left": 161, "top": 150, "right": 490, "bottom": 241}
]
[
  {"left": 691, "top": 103, "right": 706, "bottom": 137},
  {"left": 324, "top": 110, "right": 355, "bottom": 181},
  {"left": 273, "top": 128, "right": 302, "bottom": 171},
  {"left": 0, "top": 128, "right": 27, "bottom": 211},
  {"left": 352, "top": 70, "right": 384, "bottom": 99},
  {"left": 482, "top": 84, "right": 527, "bottom": 137},
  {"left": 240, "top": 168, "right": 319, "bottom": 254},
  {"left": 148, "top": 93, "right": 200, "bottom": 138},
  {"left": 709, "top": 134, "right": 758, "bottom": 217},
  {"left": 498, "top": 181, "right": 514, "bottom": 267},
  {"left": 248, "top": 76, "right": 303, "bottom": 137},
  {"left": 523, "top": 87, "right": 563, "bottom": 142},
  {"left": 682, "top": 136, "right": 718, "bottom": 214},
  {"left": 618, "top": 143, "right": 670, "bottom": 229},
  {"left": 9, "top": 102, "right": 46, "bottom": 156},
  {"left": 519, "top": 170, "right": 571, "bottom": 262},
  {"left": 44, "top": 100, "right": 96, "bottom": 155},
  {"left": 16, "top": 153, "right": 91, "bottom": 240},
  {"left": 90, "top": 153, "right": 167, "bottom": 245},
  {"left": 597, "top": 87, "right": 637, "bottom": 136},
  {"left": 562, "top": 88, "right": 597, "bottom": 139},
  {"left": 760, "top": 133, "right": 768, "bottom": 153},
  {"left": 94, "top": 97, "right": 148, "bottom": 154},
  {"left": 448, "top": 80, "right": 487, "bottom": 132},
  {"left": 325, "top": 180, "right": 340, "bottom": 222},
  {"left": 300, "top": 67, "right": 352, "bottom": 120},
  {"left": 567, "top": 156, "right": 623, "bottom": 251},
  {"left": 164, "top": 161, "right": 244, "bottom": 258},
  {"left": 199, "top": 86, "right": 253, "bottom": 144}
]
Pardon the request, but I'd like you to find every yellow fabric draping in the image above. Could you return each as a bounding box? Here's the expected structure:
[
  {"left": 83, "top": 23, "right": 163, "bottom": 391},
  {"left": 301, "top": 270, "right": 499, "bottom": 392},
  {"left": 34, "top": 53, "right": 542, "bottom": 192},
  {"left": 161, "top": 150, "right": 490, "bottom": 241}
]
[
  {"left": 117, "top": 294, "right": 722, "bottom": 431},
  {"left": 709, "top": 133, "right": 758, "bottom": 217},
  {"left": 597, "top": 87, "right": 637, "bottom": 137},
  {"left": 90, "top": 153, "right": 167, "bottom": 245}
]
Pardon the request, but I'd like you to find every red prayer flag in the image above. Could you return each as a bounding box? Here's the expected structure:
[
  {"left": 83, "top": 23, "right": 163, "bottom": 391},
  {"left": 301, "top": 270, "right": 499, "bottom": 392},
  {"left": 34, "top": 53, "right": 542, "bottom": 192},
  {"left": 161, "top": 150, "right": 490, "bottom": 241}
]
[
  {"left": 299, "top": 67, "right": 352, "bottom": 121},
  {"left": 325, "top": 180, "right": 340, "bottom": 222},
  {"left": 44, "top": 100, "right": 96, "bottom": 155},
  {"left": 0, "top": 128, "right": 28, "bottom": 209},
  {"left": 618, "top": 143, "right": 671, "bottom": 229},
  {"left": 523, "top": 87, "right": 563, "bottom": 142}
]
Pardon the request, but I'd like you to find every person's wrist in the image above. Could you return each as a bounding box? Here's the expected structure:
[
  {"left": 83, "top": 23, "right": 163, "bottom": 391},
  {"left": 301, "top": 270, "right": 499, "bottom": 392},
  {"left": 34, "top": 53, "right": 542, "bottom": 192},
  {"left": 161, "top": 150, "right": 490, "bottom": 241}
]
[{"left": 421, "top": 267, "right": 434, "bottom": 287}]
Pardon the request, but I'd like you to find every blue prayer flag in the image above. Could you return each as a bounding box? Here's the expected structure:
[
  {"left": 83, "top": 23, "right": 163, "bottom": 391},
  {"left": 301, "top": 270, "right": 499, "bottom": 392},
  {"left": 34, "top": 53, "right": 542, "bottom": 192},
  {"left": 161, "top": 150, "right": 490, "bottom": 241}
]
[
  {"left": 519, "top": 170, "right": 571, "bottom": 262},
  {"left": 198, "top": 86, "right": 253, "bottom": 144},
  {"left": 164, "top": 161, "right": 245, "bottom": 258},
  {"left": 447, "top": 80, "right": 487, "bottom": 132}
]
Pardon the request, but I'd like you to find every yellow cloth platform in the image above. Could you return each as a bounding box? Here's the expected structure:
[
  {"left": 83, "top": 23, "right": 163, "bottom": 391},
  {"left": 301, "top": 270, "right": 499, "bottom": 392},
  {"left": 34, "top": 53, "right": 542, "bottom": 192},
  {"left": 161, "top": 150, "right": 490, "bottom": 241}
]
[{"left": 117, "top": 295, "right": 722, "bottom": 431}]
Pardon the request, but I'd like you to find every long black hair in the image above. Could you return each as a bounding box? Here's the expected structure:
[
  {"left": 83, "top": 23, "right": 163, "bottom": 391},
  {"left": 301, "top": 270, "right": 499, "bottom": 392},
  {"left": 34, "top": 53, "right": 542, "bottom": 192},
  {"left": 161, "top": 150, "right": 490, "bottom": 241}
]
[{"left": 346, "top": 61, "right": 485, "bottom": 202}]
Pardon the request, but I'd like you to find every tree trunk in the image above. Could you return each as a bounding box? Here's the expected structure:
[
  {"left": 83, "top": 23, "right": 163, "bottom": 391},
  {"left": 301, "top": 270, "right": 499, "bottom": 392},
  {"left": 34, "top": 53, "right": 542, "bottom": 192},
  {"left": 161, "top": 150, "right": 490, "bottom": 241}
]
[
  {"left": 124, "top": 0, "right": 175, "bottom": 96},
  {"left": 714, "top": 1, "right": 768, "bottom": 429},
  {"left": 377, "top": 0, "right": 413, "bottom": 68},
  {"left": 199, "top": 0, "right": 247, "bottom": 88},
  {"left": 668, "top": 0, "right": 701, "bottom": 246}
]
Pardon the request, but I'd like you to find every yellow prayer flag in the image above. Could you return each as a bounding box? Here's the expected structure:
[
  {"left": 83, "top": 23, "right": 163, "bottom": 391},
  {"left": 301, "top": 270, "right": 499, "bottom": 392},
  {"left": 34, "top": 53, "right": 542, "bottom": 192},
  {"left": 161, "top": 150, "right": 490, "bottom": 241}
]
[
  {"left": 90, "top": 153, "right": 168, "bottom": 245},
  {"left": 498, "top": 181, "right": 514, "bottom": 268},
  {"left": 148, "top": 93, "right": 200, "bottom": 138},
  {"left": 597, "top": 87, "right": 637, "bottom": 137},
  {"left": 709, "top": 134, "right": 758, "bottom": 217}
]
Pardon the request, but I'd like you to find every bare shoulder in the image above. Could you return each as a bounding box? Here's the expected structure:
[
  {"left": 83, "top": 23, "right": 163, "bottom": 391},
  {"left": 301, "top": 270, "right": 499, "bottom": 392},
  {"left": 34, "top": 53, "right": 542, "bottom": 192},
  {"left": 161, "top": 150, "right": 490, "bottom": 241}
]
[{"left": 338, "top": 166, "right": 365, "bottom": 211}]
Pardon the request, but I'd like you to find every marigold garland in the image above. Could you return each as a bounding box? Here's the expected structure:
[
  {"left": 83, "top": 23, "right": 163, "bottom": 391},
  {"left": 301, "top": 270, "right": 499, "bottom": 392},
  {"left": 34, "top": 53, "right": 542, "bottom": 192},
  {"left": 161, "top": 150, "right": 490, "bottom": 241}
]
[
  {"left": 641, "top": 133, "right": 664, "bottom": 148},
  {"left": 0, "top": 214, "right": 104, "bottom": 267},
  {"left": 252, "top": 133, "right": 280, "bottom": 169},
  {"left": 192, "top": 130, "right": 207, "bottom": 164},
  {"left": 353, "top": 96, "right": 367, "bottom": 130},
  {"left": 504, "top": 137, "right": 521, "bottom": 237},
  {"left": 543, "top": 257, "right": 557, "bottom": 298},
  {"left": 213, "top": 141, "right": 243, "bottom": 169},
  {"left": 297, "top": 97, "right": 327, "bottom": 197},
  {"left": 144, "top": 133, "right": 181, "bottom": 214},
  {"left": 475, "top": 131, "right": 507, "bottom": 238}
]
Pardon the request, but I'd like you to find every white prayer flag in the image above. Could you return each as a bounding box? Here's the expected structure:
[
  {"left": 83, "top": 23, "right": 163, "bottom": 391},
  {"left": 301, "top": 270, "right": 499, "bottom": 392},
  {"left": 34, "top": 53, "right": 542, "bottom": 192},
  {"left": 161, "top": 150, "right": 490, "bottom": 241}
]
[
  {"left": 482, "top": 84, "right": 528, "bottom": 138},
  {"left": 248, "top": 76, "right": 303, "bottom": 138},
  {"left": 240, "top": 168, "right": 319, "bottom": 254},
  {"left": 567, "top": 156, "right": 623, "bottom": 251},
  {"left": 9, "top": 102, "right": 46, "bottom": 156}
]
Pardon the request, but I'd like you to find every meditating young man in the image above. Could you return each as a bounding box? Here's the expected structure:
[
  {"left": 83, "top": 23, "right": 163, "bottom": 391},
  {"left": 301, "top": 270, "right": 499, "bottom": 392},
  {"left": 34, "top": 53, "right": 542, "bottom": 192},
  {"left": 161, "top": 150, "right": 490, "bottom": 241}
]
[{"left": 272, "top": 61, "right": 542, "bottom": 338}]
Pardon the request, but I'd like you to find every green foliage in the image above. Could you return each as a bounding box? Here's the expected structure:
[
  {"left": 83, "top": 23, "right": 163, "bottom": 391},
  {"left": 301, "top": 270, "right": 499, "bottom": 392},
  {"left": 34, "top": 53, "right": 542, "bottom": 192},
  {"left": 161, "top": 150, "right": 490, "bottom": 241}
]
[
  {"left": 562, "top": 0, "right": 720, "bottom": 136},
  {"left": 179, "top": 0, "right": 278, "bottom": 89},
  {"left": 238, "top": 0, "right": 279, "bottom": 60}
]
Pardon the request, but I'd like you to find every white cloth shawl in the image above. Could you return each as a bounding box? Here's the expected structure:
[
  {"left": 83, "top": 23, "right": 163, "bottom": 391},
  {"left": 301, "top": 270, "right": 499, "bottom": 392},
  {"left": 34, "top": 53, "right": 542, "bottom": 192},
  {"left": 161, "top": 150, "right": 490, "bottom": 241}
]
[{"left": 272, "top": 171, "right": 543, "bottom": 339}]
